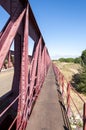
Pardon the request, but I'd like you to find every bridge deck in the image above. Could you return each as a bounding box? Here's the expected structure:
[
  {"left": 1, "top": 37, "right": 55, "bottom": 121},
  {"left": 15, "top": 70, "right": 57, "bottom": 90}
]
[{"left": 26, "top": 66, "right": 70, "bottom": 130}]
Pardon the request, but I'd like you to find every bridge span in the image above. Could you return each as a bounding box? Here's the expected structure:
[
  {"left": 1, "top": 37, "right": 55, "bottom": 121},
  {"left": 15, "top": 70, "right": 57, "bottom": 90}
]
[
  {"left": 0, "top": 0, "right": 86, "bottom": 130},
  {"left": 26, "top": 66, "right": 70, "bottom": 130}
]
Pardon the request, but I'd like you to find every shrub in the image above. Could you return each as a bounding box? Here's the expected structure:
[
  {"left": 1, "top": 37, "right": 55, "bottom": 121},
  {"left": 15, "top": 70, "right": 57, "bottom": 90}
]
[
  {"left": 74, "top": 57, "right": 81, "bottom": 64},
  {"left": 58, "top": 58, "right": 74, "bottom": 63},
  {"left": 72, "top": 67, "right": 86, "bottom": 94},
  {"left": 81, "top": 49, "right": 86, "bottom": 65}
]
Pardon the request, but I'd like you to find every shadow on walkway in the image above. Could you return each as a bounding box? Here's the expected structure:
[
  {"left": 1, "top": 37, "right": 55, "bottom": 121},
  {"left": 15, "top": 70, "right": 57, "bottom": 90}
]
[{"left": 56, "top": 81, "right": 71, "bottom": 130}]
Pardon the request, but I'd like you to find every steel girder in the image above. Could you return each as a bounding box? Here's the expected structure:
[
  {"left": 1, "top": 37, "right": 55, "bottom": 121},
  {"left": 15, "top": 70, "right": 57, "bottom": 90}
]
[{"left": 0, "top": 1, "right": 51, "bottom": 129}]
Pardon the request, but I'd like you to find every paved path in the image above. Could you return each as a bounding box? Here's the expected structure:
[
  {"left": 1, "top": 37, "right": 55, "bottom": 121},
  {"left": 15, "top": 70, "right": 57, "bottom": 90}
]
[
  {"left": 0, "top": 68, "right": 14, "bottom": 97},
  {"left": 26, "top": 66, "right": 70, "bottom": 130}
]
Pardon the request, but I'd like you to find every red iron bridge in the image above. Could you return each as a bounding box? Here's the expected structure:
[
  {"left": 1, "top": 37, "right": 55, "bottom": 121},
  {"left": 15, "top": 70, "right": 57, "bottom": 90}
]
[{"left": 0, "top": 0, "right": 86, "bottom": 130}]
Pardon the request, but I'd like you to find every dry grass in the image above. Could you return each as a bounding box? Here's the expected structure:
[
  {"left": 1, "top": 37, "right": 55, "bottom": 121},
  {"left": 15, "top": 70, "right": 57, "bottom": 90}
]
[
  {"left": 53, "top": 61, "right": 82, "bottom": 82},
  {"left": 53, "top": 61, "right": 86, "bottom": 117}
]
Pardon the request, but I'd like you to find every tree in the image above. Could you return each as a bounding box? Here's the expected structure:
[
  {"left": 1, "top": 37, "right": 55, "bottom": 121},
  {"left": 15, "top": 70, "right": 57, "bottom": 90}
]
[
  {"left": 72, "top": 67, "right": 86, "bottom": 94},
  {"left": 81, "top": 49, "right": 86, "bottom": 65},
  {"left": 74, "top": 57, "right": 81, "bottom": 64}
]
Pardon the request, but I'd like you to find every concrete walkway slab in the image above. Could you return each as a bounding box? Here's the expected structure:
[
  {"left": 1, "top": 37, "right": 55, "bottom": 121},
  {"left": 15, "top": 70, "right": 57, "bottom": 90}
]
[{"left": 26, "top": 66, "right": 70, "bottom": 130}]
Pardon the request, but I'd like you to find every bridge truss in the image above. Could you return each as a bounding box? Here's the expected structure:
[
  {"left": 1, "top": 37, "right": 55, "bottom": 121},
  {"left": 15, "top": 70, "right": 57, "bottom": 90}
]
[
  {"left": 0, "top": 0, "right": 86, "bottom": 130},
  {"left": 0, "top": 0, "right": 51, "bottom": 129}
]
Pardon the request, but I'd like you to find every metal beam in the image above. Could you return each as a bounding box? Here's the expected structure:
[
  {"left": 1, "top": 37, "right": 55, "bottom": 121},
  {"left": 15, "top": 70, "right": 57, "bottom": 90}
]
[
  {"left": 17, "top": 4, "right": 29, "bottom": 130},
  {"left": 0, "top": 8, "right": 26, "bottom": 70}
]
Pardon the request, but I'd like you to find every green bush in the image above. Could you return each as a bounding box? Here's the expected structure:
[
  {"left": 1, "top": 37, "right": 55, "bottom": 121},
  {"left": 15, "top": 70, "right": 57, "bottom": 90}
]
[
  {"left": 72, "top": 66, "right": 86, "bottom": 94},
  {"left": 58, "top": 58, "right": 74, "bottom": 63},
  {"left": 53, "top": 49, "right": 86, "bottom": 94},
  {"left": 69, "top": 49, "right": 86, "bottom": 94},
  {"left": 74, "top": 57, "right": 81, "bottom": 64},
  {"left": 81, "top": 49, "right": 86, "bottom": 65},
  {"left": 58, "top": 58, "right": 65, "bottom": 62}
]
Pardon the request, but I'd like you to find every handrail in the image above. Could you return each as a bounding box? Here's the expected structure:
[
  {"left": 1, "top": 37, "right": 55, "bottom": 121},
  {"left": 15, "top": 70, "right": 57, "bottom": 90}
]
[
  {"left": 71, "top": 85, "right": 85, "bottom": 103},
  {"left": 0, "top": 94, "right": 21, "bottom": 118},
  {"left": 8, "top": 116, "right": 17, "bottom": 130},
  {"left": 70, "top": 95, "right": 82, "bottom": 119},
  {"left": 53, "top": 63, "right": 85, "bottom": 102},
  {"left": 52, "top": 63, "right": 86, "bottom": 130}
]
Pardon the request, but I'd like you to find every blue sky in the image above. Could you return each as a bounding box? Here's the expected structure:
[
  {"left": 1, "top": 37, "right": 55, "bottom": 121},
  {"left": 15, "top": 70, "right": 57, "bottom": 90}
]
[
  {"left": 0, "top": 0, "right": 86, "bottom": 59},
  {"left": 29, "top": 0, "right": 86, "bottom": 59}
]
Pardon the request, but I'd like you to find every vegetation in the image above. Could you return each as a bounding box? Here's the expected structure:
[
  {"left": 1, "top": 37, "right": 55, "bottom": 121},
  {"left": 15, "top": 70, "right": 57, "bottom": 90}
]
[
  {"left": 58, "top": 57, "right": 81, "bottom": 64},
  {"left": 81, "top": 49, "right": 86, "bottom": 65},
  {"left": 58, "top": 58, "right": 74, "bottom": 63},
  {"left": 72, "top": 67, "right": 86, "bottom": 94},
  {"left": 54, "top": 49, "right": 86, "bottom": 94},
  {"left": 74, "top": 57, "right": 81, "bottom": 64},
  {"left": 71, "top": 49, "right": 86, "bottom": 94}
]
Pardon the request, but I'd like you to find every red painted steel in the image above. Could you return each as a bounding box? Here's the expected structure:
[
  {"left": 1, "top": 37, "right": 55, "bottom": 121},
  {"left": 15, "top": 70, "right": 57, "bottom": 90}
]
[
  {"left": 0, "top": 95, "right": 20, "bottom": 118},
  {"left": 53, "top": 63, "right": 86, "bottom": 130},
  {"left": 8, "top": 116, "right": 17, "bottom": 130},
  {"left": 17, "top": 4, "right": 29, "bottom": 130},
  {"left": 0, "top": 1, "right": 51, "bottom": 129},
  {"left": 62, "top": 75, "right": 64, "bottom": 96},
  {"left": 0, "top": 0, "right": 85, "bottom": 129},
  {"left": 83, "top": 103, "right": 86, "bottom": 130},
  {"left": 0, "top": 8, "right": 26, "bottom": 70},
  {"left": 67, "top": 83, "right": 70, "bottom": 117}
]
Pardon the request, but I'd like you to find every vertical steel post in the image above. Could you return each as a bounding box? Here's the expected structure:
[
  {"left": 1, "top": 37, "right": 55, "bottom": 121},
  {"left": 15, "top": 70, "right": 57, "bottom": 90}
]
[
  {"left": 36, "top": 38, "right": 42, "bottom": 94},
  {"left": 41, "top": 46, "right": 45, "bottom": 82},
  {"left": 17, "top": 4, "right": 29, "bottom": 130},
  {"left": 67, "top": 83, "right": 70, "bottom": 117},
  {"left": 29, "top": 37, "right": 41, "bottom": 96},
  {"left": 44, "top": 47, "right": 47, "bottom": 76},
  {"left": 83, "top": 103, "right": 86, "bottom": 130},
  {"left": 12, "top": 34, "right": 21, "bottom": 93},
  {"left": 56, "top": 68, "right": 58, "bottom": 82},
  {"left": 62, "top": 75, "right": 64, "bottom": 97},
  {"left": 59, "top": 72, "right": 61, "bottom": 86},
  {"left": 27, "top": 37, "right": 41, "bottom": 115}
]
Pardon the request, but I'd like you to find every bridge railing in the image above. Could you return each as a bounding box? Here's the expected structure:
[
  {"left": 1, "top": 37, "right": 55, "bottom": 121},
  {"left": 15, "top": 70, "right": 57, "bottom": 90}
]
[
  {"left": 0, "top": 34, "right": 51, "bottom": 130},
  {"left": 0, "top": 43, "right": 51, "bottom": 130},
  {"left": 53, "top": 63, "right": 86, "bottom": 130},
  {"left": 0, "top": 1, "right": 51, "bottom": 129},
  {"left": 0, "top": 95, "right": 20, "bottom": 130}
]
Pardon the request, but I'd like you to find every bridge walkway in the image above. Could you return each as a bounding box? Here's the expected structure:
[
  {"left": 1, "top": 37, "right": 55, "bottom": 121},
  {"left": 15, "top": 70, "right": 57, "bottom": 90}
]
[{"left": 26, "top": 66, "right": 70, "bottom": 130}]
